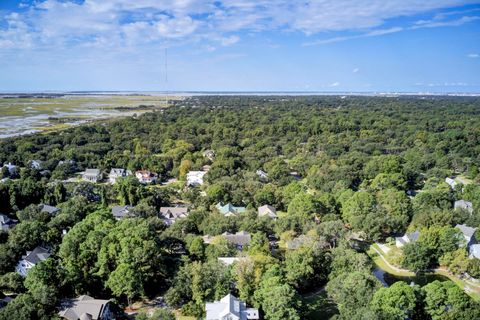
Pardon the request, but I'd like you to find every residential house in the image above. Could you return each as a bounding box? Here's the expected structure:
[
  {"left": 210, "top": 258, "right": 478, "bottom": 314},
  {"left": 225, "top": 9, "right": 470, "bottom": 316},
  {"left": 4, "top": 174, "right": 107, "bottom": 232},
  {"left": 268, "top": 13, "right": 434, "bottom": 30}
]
[
  {"left": 108, "top": 168, "right": 131, "bottom": 184},
  {"left": 186, "top": 170, "right": 207, "bottom": 186},
  {"left": 206, "top": 294, "right": 259, "bottom": 320},
  {"left": 256, "top": 169, "right": 268, "bottom": 179},
  {"left": 159, "top": 207, "right": 189, "bottom": 225},
  {"left": 0, "top": 296, "right": 13, "bottom": 308},
  {"left": 286, "top": 234, "right": 314, "bottom": 250},
  {"left": 289, "top": 171, "right": 302, "bottom": 181},
  {"left": 258, "top": 205, "right": 277, "bottom": 219},
  {"left": 0, "top": 214, "right": 16, "bottom": 231},
  {"left": 469, "top": 244, "right": 480, "bottom": 259},
  {"left": 395, "top": 231, "right": 421, "bottom": 248},
  {"left": 445, "top": 177, "right": 457, "bottom": 189},
  {"left": 135, "top": 170, "right": 158, "bottom": 184},
  {"left": 82, "top": 169, "right": 102, "bottom": 183},
  {"left": 203, "top": 231, "right": 251, "bottom": 250},
  {"left": 454, "top": 200, "right": 474, "bottom": 214},
  {"left": 218, "top": 257, "right": 242, "bottom": 266},
  {"left": 455, "top": 224, "right": 477, "bottom": 248},
  {"left": 58, "top": 295, "right": 113, "bottom": 320},
  {"left": 216, "top": 203, "right": 246, "bottom": 217},
  {"left": 111, "top": 206, "right": 134, "bottom": 220},
  {"left": 3, "top": 162, "right": 17, "bottom": 175},
  {"left": 16, "top": 246, "right": 51, "bottom": 277},
  {"left": 30, "top": 160, "right": 43, "bottom": 170},
  {"left": 203, "top": 149, "right": 215, "bottom": 161},
  {"left": 39, "top": 204, "right": 61, "bottom": 215}
]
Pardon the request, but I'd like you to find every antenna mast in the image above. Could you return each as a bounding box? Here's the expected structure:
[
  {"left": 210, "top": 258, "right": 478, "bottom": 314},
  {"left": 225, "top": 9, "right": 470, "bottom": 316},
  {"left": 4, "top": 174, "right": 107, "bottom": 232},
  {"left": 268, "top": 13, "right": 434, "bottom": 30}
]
[{"left": 165, "top": 47, "right": 168, "bottom": 107}]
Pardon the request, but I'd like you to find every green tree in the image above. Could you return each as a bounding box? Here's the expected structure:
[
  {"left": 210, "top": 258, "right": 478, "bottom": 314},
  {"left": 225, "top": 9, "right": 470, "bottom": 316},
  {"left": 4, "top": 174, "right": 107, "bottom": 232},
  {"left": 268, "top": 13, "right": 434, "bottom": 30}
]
[
  {"left": 401, "top": 242, "right": 432, "bottom": 272},
  {"left": 370, "top": 282, "right": 418, "bottom": 320},
  {"left": 106, "top": 263, "right": 143, "bottom": 306},
  {"left": 254, "top": 265, "right": 301, "bottom": 320},
  {"left": 423, "top": 280, "right": 471, "bottom": 320},
  {"left": 326, "top": 271, "right": 382, "bottom": 319}
]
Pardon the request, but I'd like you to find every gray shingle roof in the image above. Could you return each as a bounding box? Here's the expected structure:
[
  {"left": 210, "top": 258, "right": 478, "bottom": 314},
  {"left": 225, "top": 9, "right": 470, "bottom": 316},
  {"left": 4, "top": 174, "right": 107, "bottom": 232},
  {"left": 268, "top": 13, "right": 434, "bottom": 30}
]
[
  {"left": 223, "top": 231, "right": 251, "bottom": 247},
  {"left": 24, "top": 246, "right": 50, "bottom": 264},
  {"left": 258, "top": 205, "right": 277, "bottom": 218},
  {"left": 159, "top": 207, "right": 189, "bottom": 219},
  {"left": 111, "top": 206, "right": 134, "bottom": 219},
  {"left": 39, "top": 204, "right": 60, "bottom": 215},
  {"left": 455, "top": 224, "right": 477, "bottom": 239},
  {"left": 84, "top": 169, "right": 100, "bottom": 176},
  {"left": 59, "top": 295, "right": 110, "bottom": 320}
]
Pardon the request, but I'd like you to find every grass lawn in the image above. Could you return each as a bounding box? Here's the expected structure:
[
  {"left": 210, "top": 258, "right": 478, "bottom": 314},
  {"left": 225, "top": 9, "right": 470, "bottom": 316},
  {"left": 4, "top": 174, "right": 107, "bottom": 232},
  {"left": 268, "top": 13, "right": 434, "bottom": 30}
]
[
  {"left": 302, "top": 289, "right": 338, "bottom": 320},
  {"left": 368, "top": 244, "right": 480, "bottom": 301}
]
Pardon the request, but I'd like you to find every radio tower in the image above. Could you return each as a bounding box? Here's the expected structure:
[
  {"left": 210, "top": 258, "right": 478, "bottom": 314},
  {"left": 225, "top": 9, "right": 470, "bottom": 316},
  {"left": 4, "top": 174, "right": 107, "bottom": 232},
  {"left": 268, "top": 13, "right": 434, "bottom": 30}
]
[{"left": 164, "top": 47, "right": 168, "bottom": 107}]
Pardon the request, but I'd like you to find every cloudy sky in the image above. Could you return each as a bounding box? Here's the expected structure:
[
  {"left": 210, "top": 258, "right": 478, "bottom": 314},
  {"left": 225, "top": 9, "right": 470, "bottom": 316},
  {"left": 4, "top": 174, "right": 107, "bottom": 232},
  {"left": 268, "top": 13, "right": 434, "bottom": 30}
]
[{"left": 0, "top": 0, "right": 479, "bottom": 92}]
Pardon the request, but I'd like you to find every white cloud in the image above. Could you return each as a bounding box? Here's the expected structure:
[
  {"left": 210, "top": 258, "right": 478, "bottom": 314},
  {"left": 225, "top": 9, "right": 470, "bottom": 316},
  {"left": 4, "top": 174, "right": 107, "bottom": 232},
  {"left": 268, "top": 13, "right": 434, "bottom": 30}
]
[
  {"left": 412, "top": 15, "right": 480, "bottom": 28},
  {"left": 353, "top": 68, "right": 360, "bottom": 73},
  {"left": 468, "top": 53, "right": 479, "bottom": 58},
  {"left": 303, "top": 27, "right": 403, "bottom": 46},
  {"left": 0, "top": 0, "right": 477, "bottom": 50},
  {"left": 330, "top": 82, "right": 340, "bottom": 87},
  {"left": 220, "top": 35, "right": 240, "bottom": 46}
]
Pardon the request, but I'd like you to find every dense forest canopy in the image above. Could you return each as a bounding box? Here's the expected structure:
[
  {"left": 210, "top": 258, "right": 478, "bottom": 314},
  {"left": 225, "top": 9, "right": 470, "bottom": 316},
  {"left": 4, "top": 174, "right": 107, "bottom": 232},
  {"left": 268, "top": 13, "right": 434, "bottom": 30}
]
[{"left": 1, "top": 95, "right": 480, "bottom": 320}]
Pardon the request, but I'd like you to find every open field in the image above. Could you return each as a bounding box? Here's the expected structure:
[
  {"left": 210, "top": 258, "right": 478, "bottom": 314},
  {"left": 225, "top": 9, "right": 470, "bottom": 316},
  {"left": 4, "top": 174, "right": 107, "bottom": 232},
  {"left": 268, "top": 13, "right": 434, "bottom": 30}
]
[{"left": 0, "top": 94, "right": 181, "bottom": 138}]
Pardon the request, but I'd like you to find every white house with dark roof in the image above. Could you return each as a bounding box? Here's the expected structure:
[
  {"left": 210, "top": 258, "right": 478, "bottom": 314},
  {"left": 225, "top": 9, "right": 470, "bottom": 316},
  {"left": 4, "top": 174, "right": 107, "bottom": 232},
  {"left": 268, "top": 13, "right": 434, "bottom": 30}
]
[
  {"left": 456, "top": 224, "right": 477, "bottom": 248},
  {"left": 39, "top": 204, "right": 61, "bottom": 215},
  {"left": 258, "top": 205, "right": 277, "bottom": 219},
  {"left": 108, "top": 168, "right": 131, "bottom": 184},
  {"left": 159, "top": 207, "right": 189, "bottom": 225},
  {"left": 16, "top": 246, "right": 51, "bottom": 277},
  {"left": 454, "top": 200, "right": 474, "bottom": 214},
  {"left": 395, "top": 231, "right": 421, "bottom": 248},
  {"left": 58, "top": 295, "right": 113, "bottom": 320},
  {"left": 111, "top": 206, "right": 134, "bottom": 220},
  {"left": 206, "top": 294, "right": 259, "bottom": 320},
  {"left": 82, "top": 169, "right": 102, "bottom": 183}
]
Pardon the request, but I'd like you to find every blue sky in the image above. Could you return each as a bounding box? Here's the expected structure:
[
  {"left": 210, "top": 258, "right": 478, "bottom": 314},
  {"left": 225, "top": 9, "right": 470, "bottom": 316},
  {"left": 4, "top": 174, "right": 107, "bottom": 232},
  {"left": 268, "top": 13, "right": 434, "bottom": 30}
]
[{"left": 0, "top": 0, "right": 479, "bottom": 92}]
